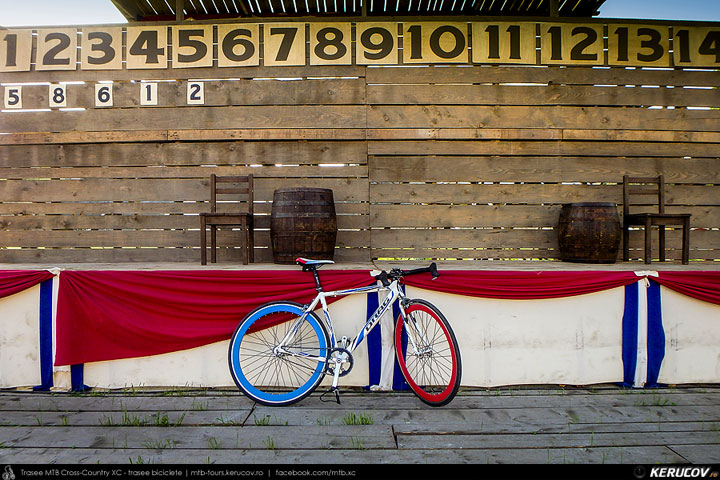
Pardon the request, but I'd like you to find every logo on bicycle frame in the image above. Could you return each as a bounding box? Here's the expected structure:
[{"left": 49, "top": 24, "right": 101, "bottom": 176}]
[
  {"left": 3, "top": 466, "right": 16, "bottom": 480},
  {"left": 364, "top": 289, "right": 396, "bottom": 335}
]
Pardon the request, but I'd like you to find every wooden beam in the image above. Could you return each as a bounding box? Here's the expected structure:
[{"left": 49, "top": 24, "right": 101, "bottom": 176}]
[
  {"left": 176, "top": 0, "right": 184, "bottom": 22},
  {"left": 109, "top": 0, "right": 146, "bottom": 21},
  {"left": 550, "top": 0, "right": 560, "bottom": 16},
  {"left": 237, "top": 0, "right": 251, "bottom": 16}
]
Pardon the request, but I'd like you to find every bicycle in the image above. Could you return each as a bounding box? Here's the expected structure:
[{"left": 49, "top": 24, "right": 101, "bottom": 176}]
[{"left": 228, "top": 258, "right": 462, "bottom": 407}]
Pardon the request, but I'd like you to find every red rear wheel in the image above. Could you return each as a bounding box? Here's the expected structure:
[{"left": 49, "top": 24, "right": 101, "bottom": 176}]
[{"left": 395, "top": 300, "right": 461, "bottom": 406}]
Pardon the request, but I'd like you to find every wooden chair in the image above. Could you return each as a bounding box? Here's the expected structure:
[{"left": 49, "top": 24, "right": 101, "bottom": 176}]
[
  {"left": 200, "top": 174, "right": 254, "bottom": 265},
  {"left": 622, "top": 175, "right": 691, "bottom": 265}
]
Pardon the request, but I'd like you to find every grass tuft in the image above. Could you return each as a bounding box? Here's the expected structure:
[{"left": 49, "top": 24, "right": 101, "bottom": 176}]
[{"left": 343, "top": 412, "right": 373, "bottom": 426}]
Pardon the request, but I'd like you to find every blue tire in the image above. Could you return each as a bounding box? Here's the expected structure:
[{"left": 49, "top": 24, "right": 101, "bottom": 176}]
[{"left": 228, "top": 301, "right": 329, "bottom": 406}]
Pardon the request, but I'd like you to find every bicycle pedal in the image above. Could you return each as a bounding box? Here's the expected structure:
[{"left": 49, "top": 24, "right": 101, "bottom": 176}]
[{"left": 319, "top": 387, "right": 341, "bottom": 405}]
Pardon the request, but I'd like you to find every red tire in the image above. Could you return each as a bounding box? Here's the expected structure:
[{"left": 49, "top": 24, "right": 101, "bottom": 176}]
[{"left": 395, "top": 300, "right": 461, "bottom": 406}]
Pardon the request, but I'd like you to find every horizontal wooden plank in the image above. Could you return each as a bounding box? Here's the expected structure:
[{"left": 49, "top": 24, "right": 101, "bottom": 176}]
[
  {"left": 370, "top": 205, "right": 720, "bottom": 228},
  {"left": 369, "top": 156, "right": 720, "bottom": 183},
  {"left": 168, "top": 129, "right": 367, "bottom": 141},
  {"left": 0, "top": 131, "right": 170, "bottom": 145},
  {"left": 0, "top": 129, "right": 368, "bottom": 145},
  {"left": 372, "top": 228, "right": 718, "bottom": 252},
  {"left": 10, "top": 405, "right": 712, "bottom": 427},
  {"left": 0, "top": 245, "right": 714, "bottom": 263},
  {"left": 0, "top": 230, "right": 216, "bottom": 247},
  {"left": 368, "top": 128, "right": 720, "bottom": 143},
  {"left": 0, "top": 165, "right": 368, "bottom": 180},
  {"left": 17, "top": 78, "right": 367, "bottom": 110},
  {"left": 0, "top": 65, "right": 367, "bottom": 84},
  {"left": 3, "top": 389, "right": 715, "bottom": 411},
  {"left": 0, "top": 202, "right": 214, "bottom": 216},
  {"left": 367, "top": 105, "right": 720, "bottom": 132},
  {"left": 0, "top": 215, "right": 197, "bottom": 230},
  {"left": 6, "top": 107, "right": 717, "bottom": 137},
  {"left": 23, "top": 81, "right": 720, "bottom": 110},
  {"left": 0, "top": 202, "right": 369, "bottom": 216},
  {"left": 396, "top": 431, "right": 720, "bottom": 449},
  {"left": 0, "top": 105, "right": 367, "bottom": 133},
  {"left": 1, "top": 62, "right": 717, "bottom": 88},
  {"left": 370, "top": 183, "right": 718, "bottom": 206},
  {"left": 0, "top": 226, "right": 713, "bottom": 259},
  {"left": 0, "top": 425, "right": 396, "bottom": 450},
  {"left": 11, "top": 139, "right": 716, "bottom": 169},
  {"left": 368, "top": 128, "right": 560, "bottom": 140},
  {"left": 0, "top": 445, "right": 690, "bottom": 465},
  {"left": 5, "top": 128, "right": 720, "bottom": 145},
  {"left": 372, "top": 204, "right": 560, "bottom": 228},
  {"left": 0, "top": 141, "right": 369, "bottom": 167},
  {"left": 368, "top": 84, "right": 720, "bottom": 107},
  {"left": 0, "top": 246, "right": 371, "bottom": 263},
  {"left": 0, "top": 178, "right": 368, "bottom": 202},
  {"left": 372, "top": 247, "right": 558, "bottom": 260},
  {"left": 0, "top": 213, "right": 370, "bottom": 231},
  {"left": 372, "top": 247, "right": 718, "bottom": 261},
  {"left": 0, "top": 229, "right": 369, "bottom": 248},
  {"left": 367, "top": 140, "right": 720, "bottom": 157},
  {"left": 2, "top": 205, "right": 713, "bottom": 230},
  {"left": 0, "top": 165, "right": 367, "bottom": 181},
  {"left": 365, "top": 65, "right": 720, "bottom": 87},
  {"left": 373, "top": 228, "right": 556, "bottom": 248},
  {"left": 561, "top": 129, "right": 720, "bottom": 143}
]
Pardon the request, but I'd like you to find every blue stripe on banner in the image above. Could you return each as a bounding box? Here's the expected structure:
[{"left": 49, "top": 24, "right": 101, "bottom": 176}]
[
  {"left": 646, "top": 280, "right": 666, "bottom": 388},
  {"left": 33, "top": 278, "right": 54, "bottom": 391},
  {"left": 71, "top": 364, "right": 89, "bottom": 392},
  {"left": 620, "top": 282, "right": 639, "bottom": 388},
  {"left": 365, "top": 290, "right": 381, "bottom": 388}
]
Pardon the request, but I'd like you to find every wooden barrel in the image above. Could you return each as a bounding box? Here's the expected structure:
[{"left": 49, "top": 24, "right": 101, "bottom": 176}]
[
  {"left": 270, "top": 188, "right": 338, "bottom": 264},
  {"left": 557, "top": 202, "right": 621, "bottom": 264}
]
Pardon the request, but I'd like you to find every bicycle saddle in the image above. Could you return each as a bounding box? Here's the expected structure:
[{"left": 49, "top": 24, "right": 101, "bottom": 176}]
[{"left": 296, "top": 257, "right": 335, "bottom": 267}]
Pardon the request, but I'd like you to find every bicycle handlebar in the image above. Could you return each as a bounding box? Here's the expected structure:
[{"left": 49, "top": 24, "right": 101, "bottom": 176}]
[
  {"left": 373, "top": 262, "right": 439, "bottom": 287},
  {"left": 400, "top": 263, "right": 439, "bottom": 279}
]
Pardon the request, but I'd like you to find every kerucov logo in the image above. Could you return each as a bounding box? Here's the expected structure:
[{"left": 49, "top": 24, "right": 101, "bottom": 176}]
[{"left": 637, "top": 467, "right": 717, "bottom": 479}]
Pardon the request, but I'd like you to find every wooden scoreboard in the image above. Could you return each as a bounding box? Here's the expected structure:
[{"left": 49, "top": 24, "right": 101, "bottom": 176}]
[
  {"left": 3, "top": 20, "right": 719, "bottom": 109},
  {"left": 3, "top": 21, "right": 718, "bottom": 110},
  {"left": 4, "top": 21, "right": 719, "bottom": 70},
  {"left": 2, "top": 21, "right": 718, "bottom": 70}
]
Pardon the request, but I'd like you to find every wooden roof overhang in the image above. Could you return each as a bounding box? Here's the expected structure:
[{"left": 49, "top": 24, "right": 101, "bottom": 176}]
[{"left": 111, "top": 0, "right": 606, "bottom": 20}]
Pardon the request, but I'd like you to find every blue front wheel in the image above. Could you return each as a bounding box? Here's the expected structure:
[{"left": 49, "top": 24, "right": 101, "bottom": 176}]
[{"left": 228, "top": 301, "right": 329, "bottom": 406}]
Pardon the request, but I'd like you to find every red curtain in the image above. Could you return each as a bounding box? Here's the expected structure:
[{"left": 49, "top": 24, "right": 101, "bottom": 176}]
[
  {"left": 55, "top": 270, "right": 374, "bottom": 366},
  {"left": 652, "top": 272, "right": 720, "bottom": 306},
  {"left": 404, "top": 270, "right": 641, "bottom": 300},
  {"left": 54, "top": 268, "right": 720, "bottom": 367},
  {"left": 0, "top": 270, "right": 55, "bottom": 300}
]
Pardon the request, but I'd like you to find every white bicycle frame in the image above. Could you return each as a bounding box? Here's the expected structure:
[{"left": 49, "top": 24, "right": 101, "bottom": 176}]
[{"left": 274, "top": 278, "right": 426, "bottom": 389}]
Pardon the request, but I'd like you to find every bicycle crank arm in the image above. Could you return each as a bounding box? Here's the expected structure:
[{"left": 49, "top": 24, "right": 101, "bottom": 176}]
[
  {"left": 330, "top": 356, "right": 344, "bottom": 388},
  {"left": 317, "top": 354, "right": 347, "bottom": 405}
]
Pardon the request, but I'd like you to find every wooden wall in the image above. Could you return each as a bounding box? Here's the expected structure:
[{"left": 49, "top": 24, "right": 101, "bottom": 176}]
[
  {"left": 1, "top": 63, "right": 718, "bottom": 263},
  {"left": 367, "top": 65, "right": 720, "bottom": 261}
]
